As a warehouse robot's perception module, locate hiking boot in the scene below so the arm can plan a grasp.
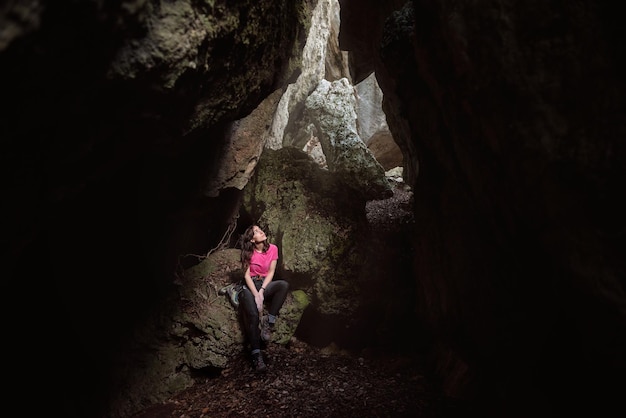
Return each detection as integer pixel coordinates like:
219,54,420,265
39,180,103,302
218,284,230,295
219,283,241,308
252,353,267,373
227,286,240,308
260,317,273,342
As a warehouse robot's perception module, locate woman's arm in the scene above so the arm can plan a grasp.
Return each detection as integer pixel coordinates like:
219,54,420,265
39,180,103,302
260,259,277,296
245,265,264,312
244,266,259,296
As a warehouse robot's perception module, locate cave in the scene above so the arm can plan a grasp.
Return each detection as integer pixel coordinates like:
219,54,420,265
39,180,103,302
3,1,626,418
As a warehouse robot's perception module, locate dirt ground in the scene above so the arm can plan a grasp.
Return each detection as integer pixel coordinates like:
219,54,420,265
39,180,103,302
130,337,471,418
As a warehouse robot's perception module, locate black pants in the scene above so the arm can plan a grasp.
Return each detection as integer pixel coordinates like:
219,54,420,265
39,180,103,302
239,279,289,351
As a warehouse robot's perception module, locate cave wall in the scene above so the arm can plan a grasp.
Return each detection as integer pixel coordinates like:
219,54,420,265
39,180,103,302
2,1,315,417
2,0,626,417
340,0,626,416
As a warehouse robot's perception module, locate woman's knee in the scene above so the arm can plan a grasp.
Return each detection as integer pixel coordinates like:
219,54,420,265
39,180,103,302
275,280,289,291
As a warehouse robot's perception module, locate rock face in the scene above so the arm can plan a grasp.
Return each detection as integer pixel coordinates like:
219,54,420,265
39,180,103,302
341,0,626,416
354,72,390,146
265,0,348,151
3,1,626,418
354,72,404,170
305,78,393,200
242,147,369,317
367,130,403,170
2,1,318,417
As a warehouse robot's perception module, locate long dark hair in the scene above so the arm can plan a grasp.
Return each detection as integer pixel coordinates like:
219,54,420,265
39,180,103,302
240,225,269,269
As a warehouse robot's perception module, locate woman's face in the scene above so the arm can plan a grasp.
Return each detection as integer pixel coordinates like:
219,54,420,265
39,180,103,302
251,226,266,243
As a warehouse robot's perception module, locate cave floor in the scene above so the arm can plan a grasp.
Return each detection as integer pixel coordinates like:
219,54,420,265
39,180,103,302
130,338,476,418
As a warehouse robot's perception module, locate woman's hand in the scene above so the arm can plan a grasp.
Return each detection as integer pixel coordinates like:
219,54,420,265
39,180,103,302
255,292,264,313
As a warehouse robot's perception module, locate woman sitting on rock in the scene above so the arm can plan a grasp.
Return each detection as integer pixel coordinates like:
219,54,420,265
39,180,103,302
239,224,289,373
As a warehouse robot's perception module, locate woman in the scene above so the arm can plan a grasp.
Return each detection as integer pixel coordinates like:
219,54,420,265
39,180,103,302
239,224,289,373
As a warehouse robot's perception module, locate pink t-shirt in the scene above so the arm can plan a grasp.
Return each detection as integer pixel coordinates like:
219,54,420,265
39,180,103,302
249,243,278,277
